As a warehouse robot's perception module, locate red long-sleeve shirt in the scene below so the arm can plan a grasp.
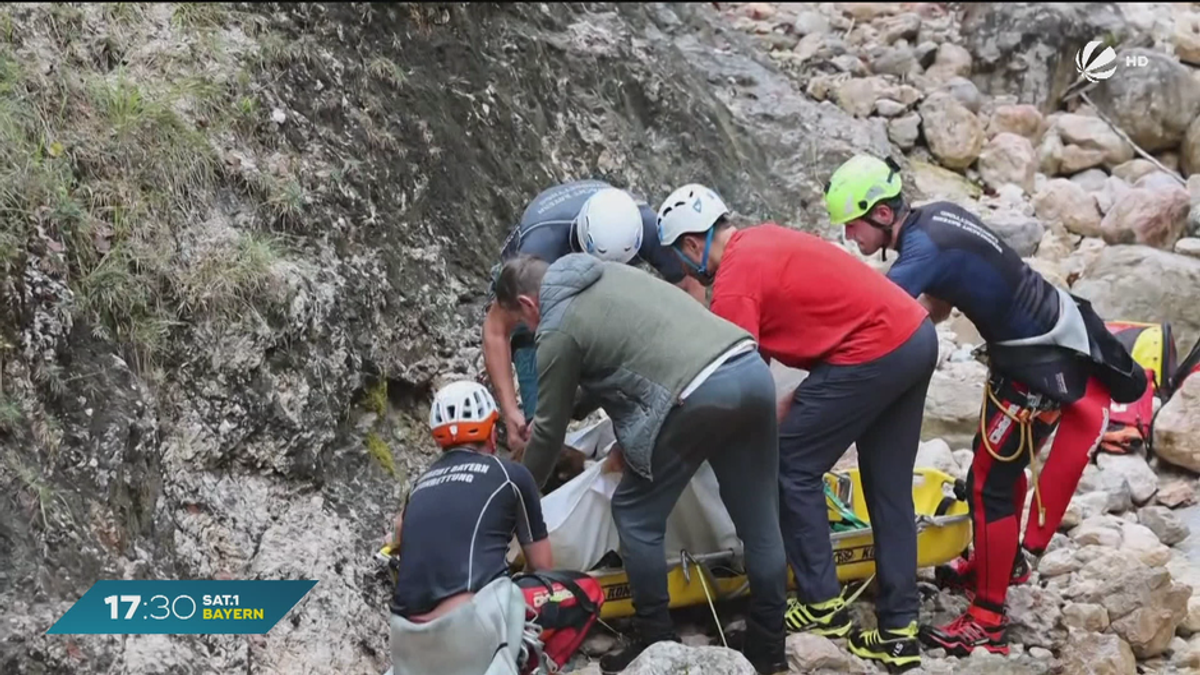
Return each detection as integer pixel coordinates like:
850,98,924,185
710,224,928,370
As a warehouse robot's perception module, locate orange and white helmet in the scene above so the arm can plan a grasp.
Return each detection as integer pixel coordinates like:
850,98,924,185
429,381,500,448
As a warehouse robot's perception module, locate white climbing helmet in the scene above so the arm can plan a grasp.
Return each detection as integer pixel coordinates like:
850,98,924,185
429,381,500,448
656,183,729,246
573,188,644,263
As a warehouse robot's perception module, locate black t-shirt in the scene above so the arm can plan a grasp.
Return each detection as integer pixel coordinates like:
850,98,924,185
887,202,1061,344
492,179,687,289
390,449,548,617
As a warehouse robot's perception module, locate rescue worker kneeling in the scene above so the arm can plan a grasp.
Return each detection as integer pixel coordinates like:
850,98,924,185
387,381,554,675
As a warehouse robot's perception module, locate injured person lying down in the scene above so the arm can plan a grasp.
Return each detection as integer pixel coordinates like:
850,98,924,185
515,414,973,621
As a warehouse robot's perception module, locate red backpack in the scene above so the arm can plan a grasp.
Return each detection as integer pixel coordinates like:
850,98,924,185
1101,321,1200,457
514,571,605,674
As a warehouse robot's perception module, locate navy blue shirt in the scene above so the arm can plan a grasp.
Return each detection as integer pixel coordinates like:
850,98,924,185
886,202,1060,345
391,449,547,617
495,180,686,285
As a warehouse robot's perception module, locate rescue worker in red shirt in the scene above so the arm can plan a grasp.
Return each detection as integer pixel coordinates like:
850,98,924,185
825,155,1147,657
656,184,938,671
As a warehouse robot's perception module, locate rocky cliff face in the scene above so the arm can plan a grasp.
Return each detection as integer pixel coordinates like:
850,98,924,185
0,3,889,673
3,2,1200,674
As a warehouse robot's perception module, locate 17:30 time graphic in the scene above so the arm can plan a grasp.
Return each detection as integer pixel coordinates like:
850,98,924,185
47,580,313,635
104,594,202,621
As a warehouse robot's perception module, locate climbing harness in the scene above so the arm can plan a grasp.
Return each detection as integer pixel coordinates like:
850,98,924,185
976,378,1062,529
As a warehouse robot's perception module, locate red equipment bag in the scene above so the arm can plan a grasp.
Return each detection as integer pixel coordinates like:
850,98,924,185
514,570,605,673
1100,321,1200,456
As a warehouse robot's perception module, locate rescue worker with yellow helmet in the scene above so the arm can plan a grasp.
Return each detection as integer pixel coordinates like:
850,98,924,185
825,154,1146,658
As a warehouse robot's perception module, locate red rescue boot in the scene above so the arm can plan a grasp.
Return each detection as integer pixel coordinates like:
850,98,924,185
919,604,1009,657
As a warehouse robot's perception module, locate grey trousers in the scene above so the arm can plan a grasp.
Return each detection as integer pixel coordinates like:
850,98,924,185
779,318,938,629
610,351,788,637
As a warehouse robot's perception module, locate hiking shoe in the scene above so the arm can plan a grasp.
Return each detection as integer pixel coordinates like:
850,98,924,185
599,633,680,674
934,548,1032,596
784,596,852,637
919,607,1009,657
847,621,921,672
741,616,788,675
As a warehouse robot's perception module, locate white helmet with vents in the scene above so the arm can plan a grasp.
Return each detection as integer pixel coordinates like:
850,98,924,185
656,183,729,246
574,188,644,263
429,381,500,448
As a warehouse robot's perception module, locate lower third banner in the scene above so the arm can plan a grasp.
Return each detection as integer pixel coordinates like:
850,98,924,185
46,580,318,635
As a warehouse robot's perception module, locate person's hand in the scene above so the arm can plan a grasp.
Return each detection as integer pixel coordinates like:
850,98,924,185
602,446,625,474
505,412,531,459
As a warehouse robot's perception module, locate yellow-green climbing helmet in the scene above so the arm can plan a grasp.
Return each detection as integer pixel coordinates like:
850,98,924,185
824,155,903,225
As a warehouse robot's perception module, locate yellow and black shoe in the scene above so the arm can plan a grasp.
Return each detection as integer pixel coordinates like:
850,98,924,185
784,596,852,637
847,621,921,672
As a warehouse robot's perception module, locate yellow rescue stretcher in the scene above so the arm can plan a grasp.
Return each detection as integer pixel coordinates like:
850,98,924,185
378,467,973,622
576,467,972,620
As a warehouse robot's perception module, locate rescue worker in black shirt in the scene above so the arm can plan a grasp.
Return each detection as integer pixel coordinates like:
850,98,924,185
387,380,553,674
482,180,708,457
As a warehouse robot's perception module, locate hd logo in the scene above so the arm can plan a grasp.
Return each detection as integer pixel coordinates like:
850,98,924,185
1075,40,1118,82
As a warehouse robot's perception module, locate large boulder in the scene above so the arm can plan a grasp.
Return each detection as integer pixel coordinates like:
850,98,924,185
1064,549,1191,659
1113,159,1160,184
910,160,982,205
1099,185,1192,250
1177,11,1200,66
1139,505,1191,547
888,113,921,151
1049,112,1135,174
1093,176,1133,216
1072,245,1200,349
785,633,858,673
982,209,1044,257
1096,453,1159,506
1057,631,1137,675
923,42,974,84
1156,376,1200,474
918,92,985,170
626,642,757,675
1087,48,1200,153
978,132,1037,194
1032,178,1103,237
986,104,1044,142
960,3,1131,114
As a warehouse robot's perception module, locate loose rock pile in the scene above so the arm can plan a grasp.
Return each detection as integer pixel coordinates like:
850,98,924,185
560,3,1200,673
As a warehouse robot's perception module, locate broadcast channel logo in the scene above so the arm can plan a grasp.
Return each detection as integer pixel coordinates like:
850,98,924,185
1075,40,1118,82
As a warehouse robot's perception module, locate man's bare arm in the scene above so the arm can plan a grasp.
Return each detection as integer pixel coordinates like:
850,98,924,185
389,514,403,549
522,538,554,571
482,302,529,451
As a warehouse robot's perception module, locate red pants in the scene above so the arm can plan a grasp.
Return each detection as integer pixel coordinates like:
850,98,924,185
966,371,1111,613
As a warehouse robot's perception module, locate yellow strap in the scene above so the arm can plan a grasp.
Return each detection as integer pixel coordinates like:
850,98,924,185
978,382,1047,528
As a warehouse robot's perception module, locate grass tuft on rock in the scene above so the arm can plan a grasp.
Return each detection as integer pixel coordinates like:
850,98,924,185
0,5,301,371
365,431,397,478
